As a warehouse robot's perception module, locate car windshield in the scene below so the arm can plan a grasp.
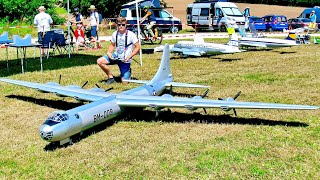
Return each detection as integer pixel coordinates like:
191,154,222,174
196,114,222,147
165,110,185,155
251,17,263,21
222,7,243,17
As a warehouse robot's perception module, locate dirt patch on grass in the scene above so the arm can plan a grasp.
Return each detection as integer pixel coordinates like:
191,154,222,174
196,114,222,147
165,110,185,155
165,1,306,28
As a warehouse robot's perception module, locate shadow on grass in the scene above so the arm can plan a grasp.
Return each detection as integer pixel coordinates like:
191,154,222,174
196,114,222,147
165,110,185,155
0,54,100,77
6,95,308,151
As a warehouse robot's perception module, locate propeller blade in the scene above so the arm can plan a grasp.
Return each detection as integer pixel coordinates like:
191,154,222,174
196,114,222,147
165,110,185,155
58,75,62,84
105,87,114,92
95,84,100,88
233,108,237,116
81,81,88,88
169,85,173,95
203,108,207,114
202,89,209,98
234,91,242,100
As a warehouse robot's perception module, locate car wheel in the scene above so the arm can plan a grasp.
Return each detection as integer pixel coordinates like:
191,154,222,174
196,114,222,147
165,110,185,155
170,26,179,34
267,27,273,32
220,25,227,32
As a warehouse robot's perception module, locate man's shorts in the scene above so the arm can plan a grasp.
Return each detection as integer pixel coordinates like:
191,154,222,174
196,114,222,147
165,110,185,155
38,32,45,43
309,22,316,29
103,54,131,80
91,26,97,37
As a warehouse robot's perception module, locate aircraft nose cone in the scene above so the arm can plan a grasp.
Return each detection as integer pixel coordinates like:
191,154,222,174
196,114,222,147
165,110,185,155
39,125,53,141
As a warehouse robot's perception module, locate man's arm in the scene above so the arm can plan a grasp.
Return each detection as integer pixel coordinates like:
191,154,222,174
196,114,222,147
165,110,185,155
125,41,140,62
107,42,116,59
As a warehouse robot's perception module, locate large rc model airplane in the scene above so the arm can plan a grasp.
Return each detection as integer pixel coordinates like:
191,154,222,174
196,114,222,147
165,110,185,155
155,35,242,57
0,44,318,146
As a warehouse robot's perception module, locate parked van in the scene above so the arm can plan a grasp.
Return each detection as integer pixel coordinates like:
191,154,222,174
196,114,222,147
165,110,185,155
119,7,182,33
186,0,250,32
299,6,320,28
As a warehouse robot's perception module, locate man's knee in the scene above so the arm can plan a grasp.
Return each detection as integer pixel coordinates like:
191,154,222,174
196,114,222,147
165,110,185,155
97,57,107,65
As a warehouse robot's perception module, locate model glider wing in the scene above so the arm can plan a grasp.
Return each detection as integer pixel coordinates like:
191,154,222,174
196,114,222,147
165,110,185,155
0,78,110,102
116,94,318,110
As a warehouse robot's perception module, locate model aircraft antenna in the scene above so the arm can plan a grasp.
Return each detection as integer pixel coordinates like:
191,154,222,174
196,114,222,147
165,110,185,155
95,84,100,88
81,81,88,88
59,75,62,84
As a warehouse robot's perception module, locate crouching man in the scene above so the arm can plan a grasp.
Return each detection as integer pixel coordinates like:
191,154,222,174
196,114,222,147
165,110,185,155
97,17,140,84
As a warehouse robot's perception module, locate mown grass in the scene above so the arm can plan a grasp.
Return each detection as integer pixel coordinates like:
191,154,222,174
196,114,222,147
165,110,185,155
0,38,319,179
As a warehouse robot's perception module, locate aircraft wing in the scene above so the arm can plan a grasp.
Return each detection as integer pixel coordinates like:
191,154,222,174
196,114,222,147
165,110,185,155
171,48,202,57
0,78,112,102
123,80,209,88
116,94,318,110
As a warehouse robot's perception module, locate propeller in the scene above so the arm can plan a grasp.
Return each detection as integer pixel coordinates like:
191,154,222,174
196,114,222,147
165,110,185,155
169,85,173,95
217,91,242,116
95,84,113,92
58,74,62,84
105,87,114,92
232,91,241,116
202,89,210,114
81,81,88,88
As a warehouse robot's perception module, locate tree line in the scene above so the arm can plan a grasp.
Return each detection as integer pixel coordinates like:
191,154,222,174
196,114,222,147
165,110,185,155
230,0,319,7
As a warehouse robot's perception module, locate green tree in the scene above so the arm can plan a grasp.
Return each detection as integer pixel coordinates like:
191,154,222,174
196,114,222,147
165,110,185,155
0,0,64,25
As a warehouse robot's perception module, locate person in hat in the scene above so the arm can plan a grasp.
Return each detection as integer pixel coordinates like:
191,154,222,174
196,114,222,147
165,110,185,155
307,10,317,34
96,17,140,84
34,6,53,54
140,5,157,39
88,5,100,49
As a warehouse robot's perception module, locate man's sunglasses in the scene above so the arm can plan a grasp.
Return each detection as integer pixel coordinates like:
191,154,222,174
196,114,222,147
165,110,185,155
118,24,126,27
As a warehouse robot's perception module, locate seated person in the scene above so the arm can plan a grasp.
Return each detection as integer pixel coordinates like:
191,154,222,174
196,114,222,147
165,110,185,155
97,17,140,84
74,23,87,52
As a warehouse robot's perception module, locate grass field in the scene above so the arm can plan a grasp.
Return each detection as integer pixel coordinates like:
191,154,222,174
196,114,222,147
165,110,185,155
0,38,319,179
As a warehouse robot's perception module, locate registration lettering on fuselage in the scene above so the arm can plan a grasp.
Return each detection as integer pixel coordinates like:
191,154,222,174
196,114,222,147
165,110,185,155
93,109,113,122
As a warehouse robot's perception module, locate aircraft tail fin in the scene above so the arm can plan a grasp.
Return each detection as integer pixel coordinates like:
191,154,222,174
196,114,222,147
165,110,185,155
148,44,171,84
227,33,239,47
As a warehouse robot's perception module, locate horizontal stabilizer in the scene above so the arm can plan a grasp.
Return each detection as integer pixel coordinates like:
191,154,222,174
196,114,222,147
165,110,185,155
165,82,209,88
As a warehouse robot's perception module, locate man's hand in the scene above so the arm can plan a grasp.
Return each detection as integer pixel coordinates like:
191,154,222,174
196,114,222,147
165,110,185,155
107,52,114,59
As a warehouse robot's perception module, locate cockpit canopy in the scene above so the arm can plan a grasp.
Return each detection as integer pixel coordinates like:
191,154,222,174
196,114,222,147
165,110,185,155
46,111,69,122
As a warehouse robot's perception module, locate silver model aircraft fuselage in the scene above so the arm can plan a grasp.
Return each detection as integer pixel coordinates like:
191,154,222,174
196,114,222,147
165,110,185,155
40,77,171,144
171,36,241,56
239,37,299,48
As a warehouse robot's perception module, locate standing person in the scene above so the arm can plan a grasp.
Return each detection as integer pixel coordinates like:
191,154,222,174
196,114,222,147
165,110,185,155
88,5,100,49
74,7,83,24
97,17,140,84
34,6,53,54
140,6,157,39
307,10,317,34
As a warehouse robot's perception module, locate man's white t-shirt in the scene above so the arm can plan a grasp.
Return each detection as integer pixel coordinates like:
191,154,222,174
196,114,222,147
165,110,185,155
111,30,138,63
89,12,99,26
34,12,53,32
